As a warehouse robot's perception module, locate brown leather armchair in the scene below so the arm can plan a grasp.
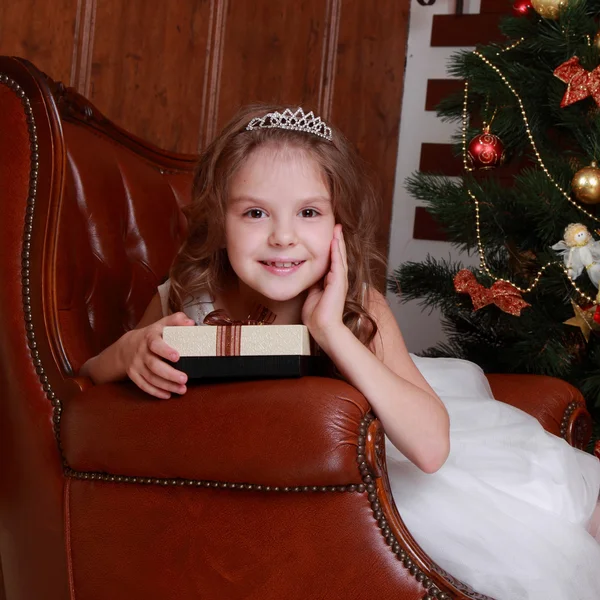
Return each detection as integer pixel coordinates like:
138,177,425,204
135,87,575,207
0,56,593,600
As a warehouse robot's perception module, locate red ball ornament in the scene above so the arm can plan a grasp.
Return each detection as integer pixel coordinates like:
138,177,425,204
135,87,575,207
512,0,532,16
467,129,506,170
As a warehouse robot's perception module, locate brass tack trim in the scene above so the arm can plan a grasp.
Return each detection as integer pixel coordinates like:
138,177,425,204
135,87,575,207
560,400,580,438
357,413,457,600
2,73,68,465
64,467,364,492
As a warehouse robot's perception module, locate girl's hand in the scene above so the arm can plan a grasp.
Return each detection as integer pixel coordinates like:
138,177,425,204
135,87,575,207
121,312,195,399
302,224,348,346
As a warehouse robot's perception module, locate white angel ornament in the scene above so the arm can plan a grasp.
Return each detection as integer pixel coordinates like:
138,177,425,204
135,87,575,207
552,223,600,288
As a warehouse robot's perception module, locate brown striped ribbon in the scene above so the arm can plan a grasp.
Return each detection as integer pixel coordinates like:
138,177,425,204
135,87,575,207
203,305,276,357
216,324,242,356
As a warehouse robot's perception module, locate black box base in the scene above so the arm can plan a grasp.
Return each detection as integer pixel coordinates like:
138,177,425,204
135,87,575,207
172,355,329,380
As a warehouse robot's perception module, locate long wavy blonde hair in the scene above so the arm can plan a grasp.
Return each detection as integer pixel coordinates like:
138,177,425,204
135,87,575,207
168,104,384,346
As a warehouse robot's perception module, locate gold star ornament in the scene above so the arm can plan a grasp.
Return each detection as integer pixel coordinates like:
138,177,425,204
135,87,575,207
564,300,596,342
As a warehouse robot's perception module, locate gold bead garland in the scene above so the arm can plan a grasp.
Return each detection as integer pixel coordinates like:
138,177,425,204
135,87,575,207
496,38,524,55
462,81,474,172
461,52,600,304
467,188,598,303
472,50,600,225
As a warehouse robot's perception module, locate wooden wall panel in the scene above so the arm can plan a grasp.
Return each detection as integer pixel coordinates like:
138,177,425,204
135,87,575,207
415,2,514,242
425,79,463,112
480,0,515,14
89,0,212,154
1,0,411,279
414,207,447,241
0,0,79,84
332,0,410,268
431,14,507,47
419,143,461,176
216,1,326,135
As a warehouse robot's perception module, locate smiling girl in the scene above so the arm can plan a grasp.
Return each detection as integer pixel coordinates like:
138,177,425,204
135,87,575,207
80,105,600,599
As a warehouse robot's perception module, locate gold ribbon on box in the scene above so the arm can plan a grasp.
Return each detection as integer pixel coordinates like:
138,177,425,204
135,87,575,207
203,306,276,356
454,269,530,316
553,56,600,108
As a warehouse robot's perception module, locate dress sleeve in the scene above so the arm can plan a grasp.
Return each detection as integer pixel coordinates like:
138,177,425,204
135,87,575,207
157,280,214,324
157,279,171,317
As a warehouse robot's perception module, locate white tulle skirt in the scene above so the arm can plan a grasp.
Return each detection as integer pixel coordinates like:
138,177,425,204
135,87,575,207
387,356,600,600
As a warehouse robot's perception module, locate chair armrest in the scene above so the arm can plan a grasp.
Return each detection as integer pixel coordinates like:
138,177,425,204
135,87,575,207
62,376,488,599
61,376,371,487
486,374,592,449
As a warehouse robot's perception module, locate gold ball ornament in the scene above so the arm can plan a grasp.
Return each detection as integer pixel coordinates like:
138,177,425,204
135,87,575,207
594,31,600,53
572,162,600,205
530,0,567,19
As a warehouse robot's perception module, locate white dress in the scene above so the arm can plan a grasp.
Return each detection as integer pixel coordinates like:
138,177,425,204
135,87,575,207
388,355,600,600
158,281,600,599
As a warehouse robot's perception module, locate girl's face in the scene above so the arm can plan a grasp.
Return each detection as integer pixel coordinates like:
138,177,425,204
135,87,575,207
225,146,336,303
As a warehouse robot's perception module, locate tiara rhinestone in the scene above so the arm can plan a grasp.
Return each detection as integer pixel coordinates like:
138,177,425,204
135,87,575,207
246,107,332,141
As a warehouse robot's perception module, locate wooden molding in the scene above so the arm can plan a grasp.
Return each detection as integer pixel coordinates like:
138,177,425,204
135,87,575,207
318,0,342,120
70,0,97,97
198,0,229,151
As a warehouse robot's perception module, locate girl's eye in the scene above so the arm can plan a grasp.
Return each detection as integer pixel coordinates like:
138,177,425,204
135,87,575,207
245,209,266,219
300,208,319,218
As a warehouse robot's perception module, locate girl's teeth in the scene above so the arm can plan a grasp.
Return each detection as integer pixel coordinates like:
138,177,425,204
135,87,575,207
266,261,300,267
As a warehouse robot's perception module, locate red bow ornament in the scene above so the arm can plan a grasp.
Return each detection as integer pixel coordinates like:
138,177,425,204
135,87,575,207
553,57,600,108
453,269,530,316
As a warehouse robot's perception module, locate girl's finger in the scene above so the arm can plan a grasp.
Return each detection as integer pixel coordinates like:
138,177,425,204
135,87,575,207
129,369,171,400
145,354,188,384
141,362,187,394
330,236,342,272
161,312,196,327
338,228,348,272
306,282,322,298
337,237,346,274
150,336,181,362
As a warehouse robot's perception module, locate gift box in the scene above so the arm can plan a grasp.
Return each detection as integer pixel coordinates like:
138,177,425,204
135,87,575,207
162,324,328,380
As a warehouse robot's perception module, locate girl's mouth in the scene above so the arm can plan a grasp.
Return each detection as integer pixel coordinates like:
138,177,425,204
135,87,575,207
259,260,305,275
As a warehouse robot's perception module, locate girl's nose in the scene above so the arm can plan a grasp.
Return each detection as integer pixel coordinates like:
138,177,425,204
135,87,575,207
268,222,297,247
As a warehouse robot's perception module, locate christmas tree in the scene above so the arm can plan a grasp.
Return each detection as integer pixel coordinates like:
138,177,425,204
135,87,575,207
391,0,600,431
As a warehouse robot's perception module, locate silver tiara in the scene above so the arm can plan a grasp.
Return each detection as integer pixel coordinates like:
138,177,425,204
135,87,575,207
246,107,332,141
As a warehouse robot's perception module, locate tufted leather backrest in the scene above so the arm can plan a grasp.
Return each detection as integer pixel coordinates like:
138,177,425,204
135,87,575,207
53,108,196,374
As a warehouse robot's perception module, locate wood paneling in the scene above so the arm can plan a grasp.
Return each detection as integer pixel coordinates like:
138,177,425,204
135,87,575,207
217,1,326,132
420,143,461,176
90,0,212,154
420,141,537,181
332,0,411,271
198,0,228,149
425,79,464,112
480,0,515,13
413,207,447,241
416,1,515,241
71,0,97,98
318,0,341,120
0,0,411,277
0,0,79,84
431,14,507,47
